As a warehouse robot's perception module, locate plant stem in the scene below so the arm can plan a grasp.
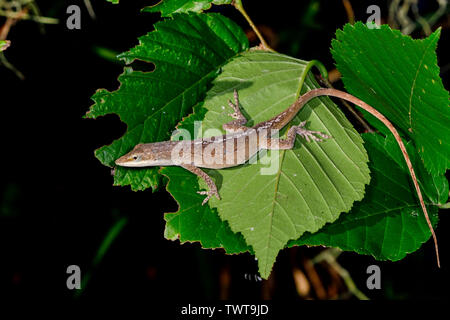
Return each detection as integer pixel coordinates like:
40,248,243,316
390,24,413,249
438,202,450,209
74,216,128,297
232,0,273,51
313,248,369,300
0,9,59,24
341,0,355,25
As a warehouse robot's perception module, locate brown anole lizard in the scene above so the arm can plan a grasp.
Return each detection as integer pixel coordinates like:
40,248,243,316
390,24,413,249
115,88,440,266
116,89,330,204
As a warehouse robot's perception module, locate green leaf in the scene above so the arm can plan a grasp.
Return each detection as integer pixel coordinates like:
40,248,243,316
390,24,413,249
290,133,447,261
161,166,251,254
332,22,450,175
106,0,119,4
85,13,248,191
143,0,232,17
0,40,10,52
168,50,370,278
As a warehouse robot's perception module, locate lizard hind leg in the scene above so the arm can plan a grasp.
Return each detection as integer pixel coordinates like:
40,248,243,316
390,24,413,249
272,121,331,149
294,121,331,143
222,89,249,133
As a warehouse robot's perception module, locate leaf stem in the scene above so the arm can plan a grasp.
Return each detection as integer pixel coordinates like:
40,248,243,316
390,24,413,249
295,60,328,98
438,202,450,209
232,0,273,51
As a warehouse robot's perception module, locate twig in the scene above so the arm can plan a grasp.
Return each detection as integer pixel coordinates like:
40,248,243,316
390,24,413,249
75,216,128,297
0,9,58,24
0,53,24,79
313,248,369,300
398,0,414,34
411,1,432,36
84,0,96,20
341,0,355,25
232,0,273,51
427,0,448,26
389,0,447,36
302,256,327,299
388,0,401,29
0,7,28,79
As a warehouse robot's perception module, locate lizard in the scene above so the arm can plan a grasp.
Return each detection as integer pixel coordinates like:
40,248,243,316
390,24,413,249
115,87,440,267
115,89,331,205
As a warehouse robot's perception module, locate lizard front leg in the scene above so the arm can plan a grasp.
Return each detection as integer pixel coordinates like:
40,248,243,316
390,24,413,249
222,89,249,133
267,121,330,149
181,164,221,205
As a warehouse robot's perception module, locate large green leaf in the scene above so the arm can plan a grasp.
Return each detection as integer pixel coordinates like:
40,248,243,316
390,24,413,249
85,13,248,191
167,50,370,278
290,133,447,260
143,0,232,17
332,22,450,175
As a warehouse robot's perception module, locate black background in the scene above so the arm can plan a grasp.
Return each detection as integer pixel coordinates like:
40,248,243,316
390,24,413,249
0,0,449,306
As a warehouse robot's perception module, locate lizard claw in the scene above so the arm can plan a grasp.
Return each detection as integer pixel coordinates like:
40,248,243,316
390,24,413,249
197,189,221,205
228,112,240,119
228,100,241,120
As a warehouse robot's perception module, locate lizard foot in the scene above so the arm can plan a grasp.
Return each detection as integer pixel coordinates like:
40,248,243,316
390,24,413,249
295,121,331,142
227,89,245,120
197,189,221,205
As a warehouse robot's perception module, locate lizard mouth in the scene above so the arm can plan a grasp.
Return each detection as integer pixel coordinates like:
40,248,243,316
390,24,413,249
115,154,133,166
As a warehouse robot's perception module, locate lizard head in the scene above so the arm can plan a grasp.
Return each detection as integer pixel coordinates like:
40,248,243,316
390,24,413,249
115,142,175,167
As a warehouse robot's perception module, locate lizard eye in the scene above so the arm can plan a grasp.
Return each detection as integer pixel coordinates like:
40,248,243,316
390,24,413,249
132,155,139,160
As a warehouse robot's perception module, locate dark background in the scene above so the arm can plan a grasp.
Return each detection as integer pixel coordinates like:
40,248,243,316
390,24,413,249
0,0,449,305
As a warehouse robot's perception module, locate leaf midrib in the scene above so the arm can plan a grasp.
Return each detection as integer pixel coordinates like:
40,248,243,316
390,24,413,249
408,35,436,130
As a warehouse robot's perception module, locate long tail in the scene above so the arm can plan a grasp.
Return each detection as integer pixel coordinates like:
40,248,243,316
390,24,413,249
291,88,440,267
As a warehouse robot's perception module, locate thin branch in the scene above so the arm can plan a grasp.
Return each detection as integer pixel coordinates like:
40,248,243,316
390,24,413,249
75,216,128,297
232,0,273,51
388,0,401,28
0,52,25,79
84,0,96,20
427,0,448,26
302,257,327,299
341,0,355,25
0,9,58,24
411,1,432,36
313,248,369,300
